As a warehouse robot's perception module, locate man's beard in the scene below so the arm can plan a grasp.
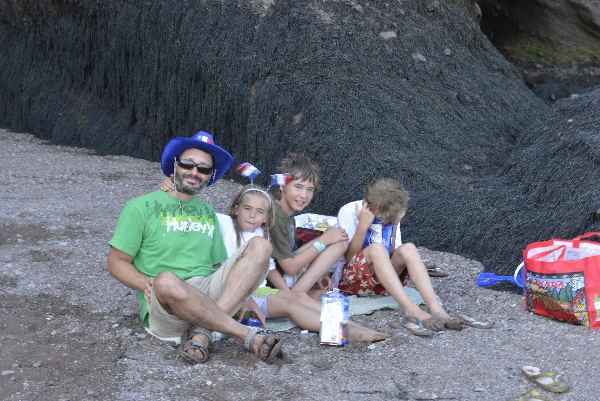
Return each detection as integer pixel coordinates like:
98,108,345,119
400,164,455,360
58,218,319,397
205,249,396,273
174,170,207,196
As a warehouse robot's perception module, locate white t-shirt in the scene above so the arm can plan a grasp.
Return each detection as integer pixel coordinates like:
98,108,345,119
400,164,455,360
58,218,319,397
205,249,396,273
217,213,276,288
337,200,402,251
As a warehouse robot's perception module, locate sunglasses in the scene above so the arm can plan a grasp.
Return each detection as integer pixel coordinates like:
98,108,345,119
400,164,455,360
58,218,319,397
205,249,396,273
177,159,214,175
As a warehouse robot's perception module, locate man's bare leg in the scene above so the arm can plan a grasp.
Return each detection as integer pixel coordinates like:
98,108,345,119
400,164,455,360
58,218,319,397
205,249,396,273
214,237,272,314
153,271,251,342
153,238,277,360
154,272,282,361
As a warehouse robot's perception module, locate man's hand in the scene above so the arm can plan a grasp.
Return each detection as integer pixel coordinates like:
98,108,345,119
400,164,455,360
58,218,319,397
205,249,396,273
108,247,154,298
237,297,267,328
144,277,155,303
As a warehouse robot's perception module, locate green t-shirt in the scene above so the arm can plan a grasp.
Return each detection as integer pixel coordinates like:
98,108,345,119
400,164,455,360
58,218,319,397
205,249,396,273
109,190,228,326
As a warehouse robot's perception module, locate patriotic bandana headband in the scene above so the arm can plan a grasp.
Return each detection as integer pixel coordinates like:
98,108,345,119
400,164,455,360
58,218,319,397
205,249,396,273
236,163,261,181
270,173,293,186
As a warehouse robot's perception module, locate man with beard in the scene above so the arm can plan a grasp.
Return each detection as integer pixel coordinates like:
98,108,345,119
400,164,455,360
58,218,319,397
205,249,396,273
108,131,283,364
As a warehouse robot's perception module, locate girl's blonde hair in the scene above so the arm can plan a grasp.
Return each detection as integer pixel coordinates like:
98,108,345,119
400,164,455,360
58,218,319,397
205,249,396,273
228,185,275,247
364,178,410,225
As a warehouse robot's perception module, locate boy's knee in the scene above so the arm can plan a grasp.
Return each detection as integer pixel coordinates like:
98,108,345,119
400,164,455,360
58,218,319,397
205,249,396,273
336,240,349,252
399,242,418,252
364,242,388,256
394,243,418,258
325,240,348,255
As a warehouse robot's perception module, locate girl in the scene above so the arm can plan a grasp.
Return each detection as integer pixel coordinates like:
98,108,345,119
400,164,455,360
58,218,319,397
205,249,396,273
217,185,389,343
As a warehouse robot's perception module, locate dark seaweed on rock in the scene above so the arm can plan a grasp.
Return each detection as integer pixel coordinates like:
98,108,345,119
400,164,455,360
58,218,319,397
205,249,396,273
0,0,598,275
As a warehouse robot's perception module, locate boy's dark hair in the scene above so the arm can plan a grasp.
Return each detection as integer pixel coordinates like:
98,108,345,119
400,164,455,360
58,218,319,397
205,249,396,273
364,178,410,225
272,154,321,200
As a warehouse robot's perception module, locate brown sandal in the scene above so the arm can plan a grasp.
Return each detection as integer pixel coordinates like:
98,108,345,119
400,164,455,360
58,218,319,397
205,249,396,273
177,325,211,364
244,328,283,364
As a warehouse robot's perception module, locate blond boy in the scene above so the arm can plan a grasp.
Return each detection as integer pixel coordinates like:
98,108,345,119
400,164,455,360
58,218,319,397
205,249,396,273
337,178,462,335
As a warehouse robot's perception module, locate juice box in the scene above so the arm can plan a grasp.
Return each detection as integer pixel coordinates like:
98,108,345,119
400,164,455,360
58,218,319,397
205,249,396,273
319,288,349,346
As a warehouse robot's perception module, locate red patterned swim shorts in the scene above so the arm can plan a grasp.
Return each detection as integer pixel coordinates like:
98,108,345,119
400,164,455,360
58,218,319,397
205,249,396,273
338,249,409,297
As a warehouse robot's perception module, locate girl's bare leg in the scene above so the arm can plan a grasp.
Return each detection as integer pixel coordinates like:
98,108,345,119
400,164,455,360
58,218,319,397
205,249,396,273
267,291,389,342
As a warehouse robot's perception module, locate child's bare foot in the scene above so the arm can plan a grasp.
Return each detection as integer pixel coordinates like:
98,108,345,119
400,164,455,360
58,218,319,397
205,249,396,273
430,311,463,330
347,321,390,342
418,316,446,331
347,329,390,343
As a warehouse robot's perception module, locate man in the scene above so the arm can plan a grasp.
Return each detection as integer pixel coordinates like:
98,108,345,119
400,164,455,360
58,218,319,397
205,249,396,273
108,131,283,364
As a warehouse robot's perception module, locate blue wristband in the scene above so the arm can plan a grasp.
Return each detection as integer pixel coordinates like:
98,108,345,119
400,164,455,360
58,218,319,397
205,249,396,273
313,240,326,253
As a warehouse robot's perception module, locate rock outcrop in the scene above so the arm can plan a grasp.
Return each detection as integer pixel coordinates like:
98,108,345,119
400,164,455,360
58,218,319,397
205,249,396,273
0,0,598,274
478,0,600,99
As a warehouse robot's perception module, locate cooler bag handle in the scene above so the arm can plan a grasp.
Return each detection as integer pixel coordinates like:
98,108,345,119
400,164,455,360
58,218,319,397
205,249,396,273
573,232,600,241
528,245,567,262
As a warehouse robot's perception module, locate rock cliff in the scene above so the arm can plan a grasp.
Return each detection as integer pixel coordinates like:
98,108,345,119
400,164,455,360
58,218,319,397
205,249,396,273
0,0,598,274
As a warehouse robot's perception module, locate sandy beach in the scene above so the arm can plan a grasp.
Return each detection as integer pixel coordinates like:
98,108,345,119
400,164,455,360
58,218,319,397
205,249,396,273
1,129,598,401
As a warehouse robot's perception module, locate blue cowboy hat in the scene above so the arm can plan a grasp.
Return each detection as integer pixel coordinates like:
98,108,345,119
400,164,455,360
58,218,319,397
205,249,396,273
161,131,234,187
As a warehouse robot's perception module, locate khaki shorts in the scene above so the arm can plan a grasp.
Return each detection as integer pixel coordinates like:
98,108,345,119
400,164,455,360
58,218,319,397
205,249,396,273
147,241,266,341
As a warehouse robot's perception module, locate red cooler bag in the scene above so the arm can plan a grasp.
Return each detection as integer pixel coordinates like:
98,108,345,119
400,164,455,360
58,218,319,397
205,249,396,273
523,232,600,329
